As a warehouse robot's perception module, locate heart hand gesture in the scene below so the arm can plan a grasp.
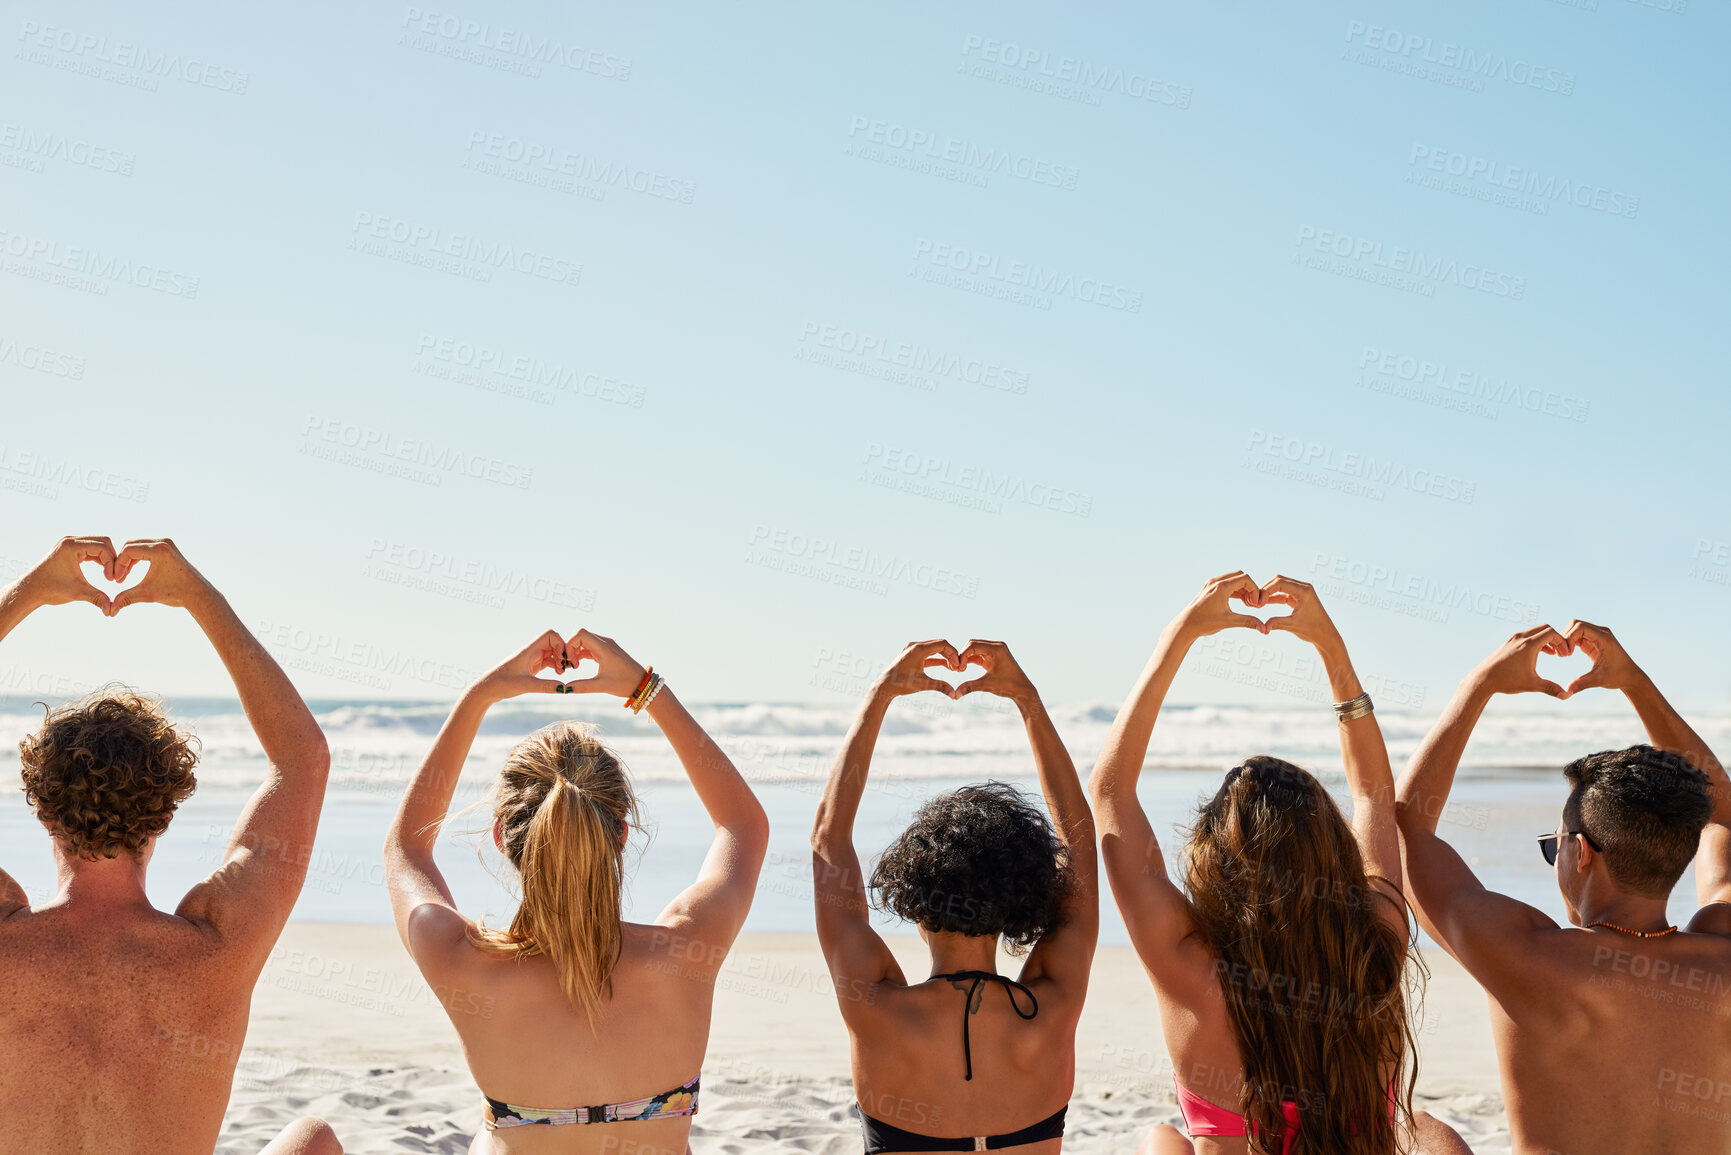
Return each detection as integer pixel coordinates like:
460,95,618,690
1171,571,1271,641
17,536,121,614
475,630,577,702
1472,625,1572,700
1258,575,1344,654
1558,620,1640,697
559,629,650,699
952,639,1036,706
875,638,964,699
107,539,216,614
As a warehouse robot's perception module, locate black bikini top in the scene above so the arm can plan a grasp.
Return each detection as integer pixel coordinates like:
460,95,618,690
855,970,1055,1153
930,970,1039,1082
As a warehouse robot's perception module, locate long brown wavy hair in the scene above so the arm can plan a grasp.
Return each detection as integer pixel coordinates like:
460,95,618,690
469,722,640,1030
1182,756,1421,1154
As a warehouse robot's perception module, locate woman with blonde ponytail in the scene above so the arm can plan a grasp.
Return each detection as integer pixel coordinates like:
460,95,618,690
385,629,768,1155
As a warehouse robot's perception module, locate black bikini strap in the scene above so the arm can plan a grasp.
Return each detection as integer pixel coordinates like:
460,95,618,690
931,970,1039,1081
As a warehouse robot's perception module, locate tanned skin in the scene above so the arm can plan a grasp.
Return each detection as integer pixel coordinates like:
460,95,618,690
812,639,1098,1154
1397,621,1731,1155
0,536,339,1155
384,629,768,1155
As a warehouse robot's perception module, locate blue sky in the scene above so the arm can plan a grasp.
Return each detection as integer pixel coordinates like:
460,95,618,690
2,0,1727,711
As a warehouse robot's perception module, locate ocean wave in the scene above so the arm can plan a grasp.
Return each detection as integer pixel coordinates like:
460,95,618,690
2,697,1724,793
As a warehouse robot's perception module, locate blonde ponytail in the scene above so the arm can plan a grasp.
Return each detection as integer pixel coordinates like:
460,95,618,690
470,722,639,1029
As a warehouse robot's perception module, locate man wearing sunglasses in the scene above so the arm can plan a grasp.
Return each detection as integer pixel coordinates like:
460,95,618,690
1396,620,1729,1155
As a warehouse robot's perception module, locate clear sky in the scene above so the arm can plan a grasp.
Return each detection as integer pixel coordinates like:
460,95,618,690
2,0,1727,712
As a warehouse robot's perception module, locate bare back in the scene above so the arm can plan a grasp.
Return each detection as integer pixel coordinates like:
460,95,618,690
1483,915,1731,1154
844,966,1078,1155
0,902,263,1155
418,917,719,1155
385,666,771,1155
0,538,336,1155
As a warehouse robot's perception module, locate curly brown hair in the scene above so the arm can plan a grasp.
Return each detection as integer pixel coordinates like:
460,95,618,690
19,689,200,861
869,781,1069,952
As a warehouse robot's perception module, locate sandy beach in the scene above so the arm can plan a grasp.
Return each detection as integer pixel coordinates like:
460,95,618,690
217,924,1509,1154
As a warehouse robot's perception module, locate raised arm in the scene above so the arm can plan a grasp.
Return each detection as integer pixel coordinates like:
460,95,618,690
0,535,122,912
1261,576,1405,930
383,630,571,957
103,540,332,958
569,629,772,949
957,640,1098,996
812,640,960,1000
1560,620,1731,913
1396,626,1567,981
1088,572,1267,974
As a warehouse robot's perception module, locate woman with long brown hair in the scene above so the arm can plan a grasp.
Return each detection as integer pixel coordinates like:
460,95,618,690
384,629,768,1155
1089,574,1470,1155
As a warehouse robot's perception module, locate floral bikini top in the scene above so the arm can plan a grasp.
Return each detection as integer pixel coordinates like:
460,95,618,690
483,1075,699,1128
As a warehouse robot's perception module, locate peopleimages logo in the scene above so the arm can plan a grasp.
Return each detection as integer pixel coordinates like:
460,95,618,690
1357,346,1588,422
16,20,251,93
398,8,630,79
0,335,85,379
1294,226,1525,300
910,239,1142,312
846,117,1079,190
462,131,695,203
1407,145,1638,219
349,212,582,286
1245,429,1476,504
0,124,135,175
1343,21,1575,95
958,36,1192,108
798,322,1029,395
0,225,201,298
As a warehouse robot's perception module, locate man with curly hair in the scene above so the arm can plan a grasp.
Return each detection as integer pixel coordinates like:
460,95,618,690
0,537,341,1155
1397,622,1731,1155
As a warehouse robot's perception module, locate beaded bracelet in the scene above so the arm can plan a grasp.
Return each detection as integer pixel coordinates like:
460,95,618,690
624,667,655,711
635,674,666,714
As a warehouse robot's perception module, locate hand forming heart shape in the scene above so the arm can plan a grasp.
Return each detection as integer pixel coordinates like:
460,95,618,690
924,659,987,693
1228,580,1294,627
1494,619,1631,700
1534,647,1594,696
79,558,150,603
18,536,200,617
485,628,652,700
884,638,1031,702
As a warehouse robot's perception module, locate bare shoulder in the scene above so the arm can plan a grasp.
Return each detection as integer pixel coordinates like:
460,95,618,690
834,970,929,1034
1490,925,1731,1018
0,905,245,1012
1687,902,1731,938
1138,926,1221,1006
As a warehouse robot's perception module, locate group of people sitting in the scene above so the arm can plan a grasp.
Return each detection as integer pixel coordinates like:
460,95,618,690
1,536,1726,1155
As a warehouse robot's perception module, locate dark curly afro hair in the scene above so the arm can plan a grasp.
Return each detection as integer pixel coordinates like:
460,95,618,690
868,781,1068,951
19,688,199,861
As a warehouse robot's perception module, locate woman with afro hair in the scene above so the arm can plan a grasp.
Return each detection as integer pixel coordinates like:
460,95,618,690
812,638,1096,1154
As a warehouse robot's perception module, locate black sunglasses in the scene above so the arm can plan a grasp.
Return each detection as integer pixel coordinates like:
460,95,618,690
1536,829,1602,866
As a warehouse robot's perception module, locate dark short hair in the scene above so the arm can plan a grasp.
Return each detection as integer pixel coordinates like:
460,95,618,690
19,689,199,860
1562,745,1712,899
868,781,1068,951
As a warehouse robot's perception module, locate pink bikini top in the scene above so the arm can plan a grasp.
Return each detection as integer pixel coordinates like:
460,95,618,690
1174,1077,1396,1151
1173,1079,1302,1153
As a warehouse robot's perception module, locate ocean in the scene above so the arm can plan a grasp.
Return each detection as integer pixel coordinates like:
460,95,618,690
3,696,1725,944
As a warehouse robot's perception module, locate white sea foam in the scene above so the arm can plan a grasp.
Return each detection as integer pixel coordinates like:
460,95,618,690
6,696,1720,790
